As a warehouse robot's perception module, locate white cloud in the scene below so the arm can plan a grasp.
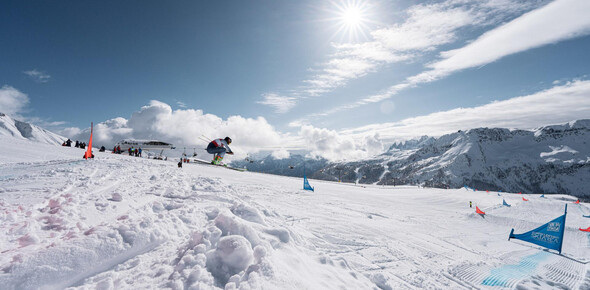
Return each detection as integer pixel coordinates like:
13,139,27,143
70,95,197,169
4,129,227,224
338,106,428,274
271,148,291,160
305,0,590,120
68,100,292,158
59,127,82,139
23,117,66,129
176,101,187,108
0,85,68,130
257,93,297,113
0,85,29,117
298,125,383,161
430,0,590,74
65,79,590,161
259,0,545,117
23,69,51,83
341,79,590,141
409,0,590,88
371,4,474,52
299,4,469,97
298,0,544,98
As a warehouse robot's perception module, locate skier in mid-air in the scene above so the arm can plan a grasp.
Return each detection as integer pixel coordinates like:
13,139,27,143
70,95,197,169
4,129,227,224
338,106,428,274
206,137,233,165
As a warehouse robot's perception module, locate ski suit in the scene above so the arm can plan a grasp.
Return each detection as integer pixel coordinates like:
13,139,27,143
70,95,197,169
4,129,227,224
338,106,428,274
206,138,232,158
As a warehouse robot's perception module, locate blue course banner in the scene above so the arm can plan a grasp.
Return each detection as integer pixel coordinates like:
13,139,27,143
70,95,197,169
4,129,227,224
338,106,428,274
508,205,567,254
303,175,314,192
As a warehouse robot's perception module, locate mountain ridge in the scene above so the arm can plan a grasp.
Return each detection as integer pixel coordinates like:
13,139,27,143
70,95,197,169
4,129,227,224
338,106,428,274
0,113,66,145
236,120,590,198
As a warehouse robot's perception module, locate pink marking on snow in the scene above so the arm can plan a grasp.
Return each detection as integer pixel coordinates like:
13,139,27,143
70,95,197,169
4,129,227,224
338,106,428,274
64,231,76,240
17,234,38,247
84,227,96,236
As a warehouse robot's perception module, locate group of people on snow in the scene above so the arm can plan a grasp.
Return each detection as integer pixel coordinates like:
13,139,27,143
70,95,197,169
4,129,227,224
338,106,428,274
112,145,122,154
61,139,88,149
110,146,141,157
64,135,235,166
127,147,142,157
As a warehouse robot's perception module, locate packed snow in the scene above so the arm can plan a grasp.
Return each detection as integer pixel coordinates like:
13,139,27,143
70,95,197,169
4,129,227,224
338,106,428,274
1,136,590,289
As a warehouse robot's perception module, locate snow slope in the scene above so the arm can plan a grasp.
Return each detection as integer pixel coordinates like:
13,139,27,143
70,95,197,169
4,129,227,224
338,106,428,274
0,113,66,145
1,136,589,289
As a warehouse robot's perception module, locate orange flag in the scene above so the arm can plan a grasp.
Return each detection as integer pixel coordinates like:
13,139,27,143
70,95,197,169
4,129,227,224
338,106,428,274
522,197,528,201
574,200,580,204
84,122,93,159
476,206,485,215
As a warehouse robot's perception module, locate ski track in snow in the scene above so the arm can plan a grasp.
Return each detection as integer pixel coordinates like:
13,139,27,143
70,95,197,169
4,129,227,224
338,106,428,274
1,140,589,289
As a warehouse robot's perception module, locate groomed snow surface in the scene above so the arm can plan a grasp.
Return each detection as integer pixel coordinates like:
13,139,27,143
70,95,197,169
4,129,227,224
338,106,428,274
1,137,589,290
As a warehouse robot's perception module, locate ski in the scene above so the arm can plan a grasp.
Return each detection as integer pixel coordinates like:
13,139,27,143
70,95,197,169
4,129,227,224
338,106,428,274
192,159,247,172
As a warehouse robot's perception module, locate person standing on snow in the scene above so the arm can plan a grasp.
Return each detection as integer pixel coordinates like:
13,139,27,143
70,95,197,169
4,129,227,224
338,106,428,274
206,137,233,165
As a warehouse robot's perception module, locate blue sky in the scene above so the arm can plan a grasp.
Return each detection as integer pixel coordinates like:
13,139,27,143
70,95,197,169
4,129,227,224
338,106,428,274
1,0,590,160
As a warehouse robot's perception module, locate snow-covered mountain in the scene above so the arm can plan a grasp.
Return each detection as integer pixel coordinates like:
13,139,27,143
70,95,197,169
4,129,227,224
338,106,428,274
0,113,65,145
232,154,328,178
317,120,590,198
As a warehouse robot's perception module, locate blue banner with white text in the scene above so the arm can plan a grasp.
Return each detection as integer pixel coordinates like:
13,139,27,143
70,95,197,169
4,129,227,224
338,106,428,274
509,205,567,253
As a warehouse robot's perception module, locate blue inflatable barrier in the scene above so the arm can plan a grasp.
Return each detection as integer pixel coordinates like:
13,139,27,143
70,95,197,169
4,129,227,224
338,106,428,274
508,205,567,254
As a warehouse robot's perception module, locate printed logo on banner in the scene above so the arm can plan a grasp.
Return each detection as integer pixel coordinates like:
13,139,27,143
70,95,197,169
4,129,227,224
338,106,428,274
547,222,561,232
531,232,559,244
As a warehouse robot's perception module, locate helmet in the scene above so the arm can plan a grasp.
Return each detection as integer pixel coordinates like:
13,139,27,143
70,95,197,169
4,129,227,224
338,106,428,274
224,137,232,144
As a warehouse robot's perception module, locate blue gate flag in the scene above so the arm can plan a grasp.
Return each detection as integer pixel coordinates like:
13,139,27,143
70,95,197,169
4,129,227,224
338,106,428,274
583,215,590,218
303,175,314,192
503,199,511,207
508,205,567,254
540,194,545,198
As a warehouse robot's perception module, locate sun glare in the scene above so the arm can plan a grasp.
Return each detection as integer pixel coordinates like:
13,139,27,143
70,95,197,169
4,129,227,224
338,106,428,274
328,1,373,42
341,7,363,27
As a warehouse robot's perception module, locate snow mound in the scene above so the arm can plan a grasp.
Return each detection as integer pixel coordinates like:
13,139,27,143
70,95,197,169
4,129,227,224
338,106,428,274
206,235,254,283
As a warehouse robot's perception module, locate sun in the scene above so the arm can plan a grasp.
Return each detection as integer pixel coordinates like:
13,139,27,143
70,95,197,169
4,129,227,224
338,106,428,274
329,1,373,42
341,7,364,27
